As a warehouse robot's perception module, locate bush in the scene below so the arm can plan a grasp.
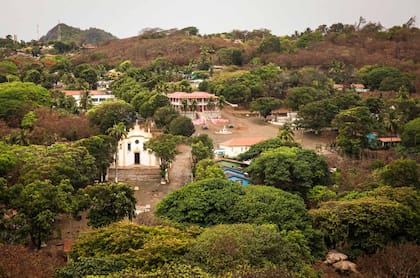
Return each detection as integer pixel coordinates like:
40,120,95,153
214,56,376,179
156,179,245,226
310,196,418,253
187,224,313,276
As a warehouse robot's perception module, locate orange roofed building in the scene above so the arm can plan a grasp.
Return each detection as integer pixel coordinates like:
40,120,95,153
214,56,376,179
167,91,220,119
218,137,268,158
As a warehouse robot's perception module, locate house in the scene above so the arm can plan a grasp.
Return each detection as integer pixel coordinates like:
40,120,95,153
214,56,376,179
218,137,268,158
269,108,297,126
333,84,344,91
62,90,115,106
377,137,401,148
115,123,159,167
351,83,369,93
366,132,401,149
167,91,220,119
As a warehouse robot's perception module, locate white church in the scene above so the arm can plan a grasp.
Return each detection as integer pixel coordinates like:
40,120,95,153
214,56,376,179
115,123,159,167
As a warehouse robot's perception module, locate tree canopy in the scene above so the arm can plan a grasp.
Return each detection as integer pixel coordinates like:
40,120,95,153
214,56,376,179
246,146,330,198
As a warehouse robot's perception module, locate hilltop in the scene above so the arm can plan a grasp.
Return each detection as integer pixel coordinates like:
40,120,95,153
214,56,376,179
40,23,117,45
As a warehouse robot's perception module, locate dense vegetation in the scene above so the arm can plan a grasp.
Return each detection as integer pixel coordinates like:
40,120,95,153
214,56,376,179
0,18,419,277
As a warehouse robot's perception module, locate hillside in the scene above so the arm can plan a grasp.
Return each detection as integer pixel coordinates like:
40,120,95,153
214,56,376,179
40,23,117,45
73,33,250,66
73,27,420,90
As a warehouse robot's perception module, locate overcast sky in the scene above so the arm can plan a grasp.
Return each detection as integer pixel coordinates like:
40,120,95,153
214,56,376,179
2,0,419,41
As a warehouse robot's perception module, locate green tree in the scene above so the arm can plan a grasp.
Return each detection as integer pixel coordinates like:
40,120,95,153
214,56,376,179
87,100,135,133
9,180,74,249
20,111,37,130
59,222,192,276
0,82,52,127
156,178,244,226
332,106,376,156
187,224,313,276
249,97,281,119
75,135,116,182
216,47,243,65
257,35,281,53
194,159,225,181
278,122,295,142
0,142,18,177
380,159,419,188
306,185,336,208
363,66,402,90
246,147,330,198
23,69,42,84
237,137,300,161
153,106,180,131
401,117,420,150
80,182,136,228
168,115,195,137
285,86,329,110
145,134,183,179
191,140,213,166
297,99,339,132
18,144,97,189
310,195,418,253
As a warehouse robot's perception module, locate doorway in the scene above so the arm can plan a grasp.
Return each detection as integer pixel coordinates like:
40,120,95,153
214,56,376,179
134,153,140,164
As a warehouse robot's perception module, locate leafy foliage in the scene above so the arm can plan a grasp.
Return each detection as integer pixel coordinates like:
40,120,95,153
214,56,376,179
246,147,330,198
379,159,419,187
0,82,52,127
187,224,313,276
310,190,419,253
66,222,192,274
237,137,300,161
86,100,135,133
401,117,420,151
156,179,245,226
80,182,137,228
7,180,74,249
194,159,225,181
168,115,195,137
249,97,281,118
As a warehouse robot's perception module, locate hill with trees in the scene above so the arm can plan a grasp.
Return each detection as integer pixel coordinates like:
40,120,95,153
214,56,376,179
40,23,117,45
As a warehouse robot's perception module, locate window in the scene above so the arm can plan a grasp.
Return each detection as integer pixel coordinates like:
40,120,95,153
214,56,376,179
127,143,131,151
135,140,139,144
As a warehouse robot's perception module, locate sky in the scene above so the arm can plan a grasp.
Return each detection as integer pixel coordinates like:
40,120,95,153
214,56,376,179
1,0,419,41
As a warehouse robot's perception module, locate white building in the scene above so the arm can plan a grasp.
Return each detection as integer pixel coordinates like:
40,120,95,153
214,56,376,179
62,90,115,106
116,124,159,167
167,91,220,119
218,137,268,158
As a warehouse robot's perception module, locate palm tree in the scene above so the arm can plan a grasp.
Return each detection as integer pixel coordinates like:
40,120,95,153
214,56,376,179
181,99,189,115
190,99,198,113
278,122,295,142
206,97,216,117
107,122,128,182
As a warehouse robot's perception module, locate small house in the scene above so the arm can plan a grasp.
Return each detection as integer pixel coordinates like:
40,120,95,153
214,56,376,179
219,137,268,158
351,83,369,93
62,90,115,106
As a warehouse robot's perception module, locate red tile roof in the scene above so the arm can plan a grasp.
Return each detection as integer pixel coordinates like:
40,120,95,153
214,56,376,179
378,137,401,143
220,137,268,147
62,90,110,96
167,92,218,99
351,83,365,88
